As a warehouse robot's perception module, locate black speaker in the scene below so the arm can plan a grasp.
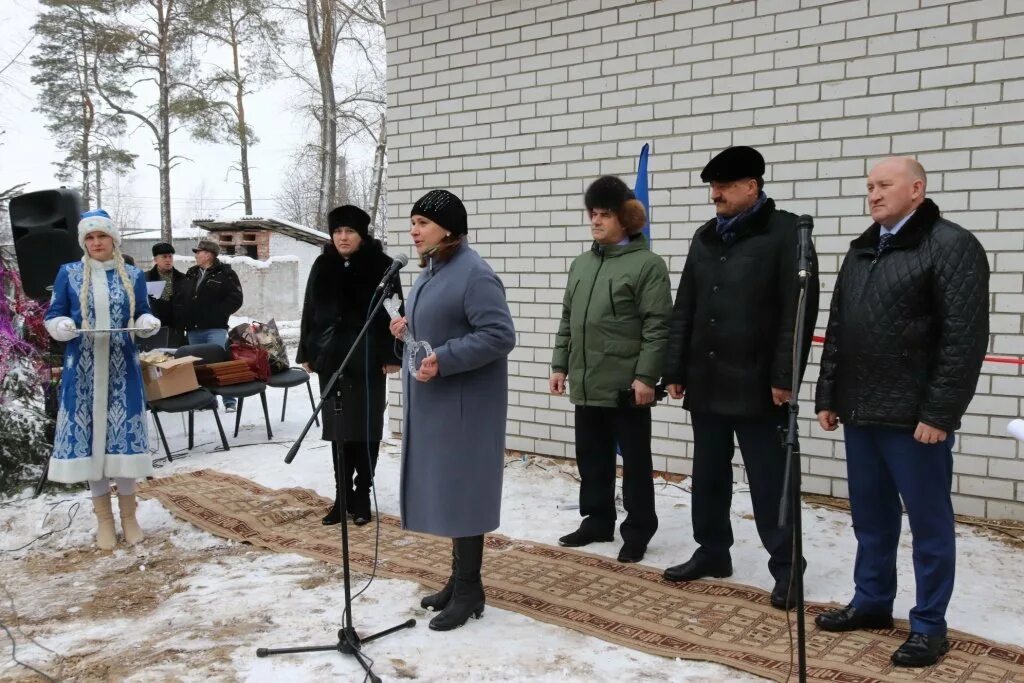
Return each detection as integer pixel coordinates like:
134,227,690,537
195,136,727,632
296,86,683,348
10,188,84,299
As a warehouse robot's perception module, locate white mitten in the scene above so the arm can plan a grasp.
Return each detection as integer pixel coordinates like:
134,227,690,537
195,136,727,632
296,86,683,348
46,316,80,342
134,314,162,338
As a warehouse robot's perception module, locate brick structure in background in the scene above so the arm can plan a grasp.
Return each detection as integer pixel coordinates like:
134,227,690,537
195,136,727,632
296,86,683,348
385,0,1024,520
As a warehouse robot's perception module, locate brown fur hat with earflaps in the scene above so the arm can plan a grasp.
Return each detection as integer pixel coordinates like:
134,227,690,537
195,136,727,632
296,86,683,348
584,175,647,234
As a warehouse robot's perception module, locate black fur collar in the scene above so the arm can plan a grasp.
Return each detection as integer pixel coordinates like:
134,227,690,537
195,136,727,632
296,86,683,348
851,198,941,252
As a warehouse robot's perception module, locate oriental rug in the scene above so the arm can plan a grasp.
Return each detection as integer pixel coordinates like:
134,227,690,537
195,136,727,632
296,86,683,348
139,469,1024,682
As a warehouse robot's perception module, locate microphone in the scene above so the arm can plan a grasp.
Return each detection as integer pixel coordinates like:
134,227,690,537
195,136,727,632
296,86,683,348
796,215,814,280
376,252,409,291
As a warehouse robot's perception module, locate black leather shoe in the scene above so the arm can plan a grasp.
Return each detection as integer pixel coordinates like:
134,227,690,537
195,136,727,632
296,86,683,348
891,632,949,667
815,604,894,632
771,579,794,610
663,554,732,582
558,528,613,547
321,504,342,526
617,542,647,563
353,515,371,526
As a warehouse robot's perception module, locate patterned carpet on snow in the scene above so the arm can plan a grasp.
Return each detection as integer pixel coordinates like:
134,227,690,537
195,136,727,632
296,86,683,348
139,469,1024,682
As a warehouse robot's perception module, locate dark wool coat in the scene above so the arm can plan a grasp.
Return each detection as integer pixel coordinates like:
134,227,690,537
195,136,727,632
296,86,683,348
296,239,403,442
814,199,990,432
400,241,516,538
175,260,243,331
663,198,820,416
145,265,187,345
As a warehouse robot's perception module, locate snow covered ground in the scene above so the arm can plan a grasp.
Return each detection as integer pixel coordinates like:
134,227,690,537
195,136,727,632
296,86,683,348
2,372,1024,682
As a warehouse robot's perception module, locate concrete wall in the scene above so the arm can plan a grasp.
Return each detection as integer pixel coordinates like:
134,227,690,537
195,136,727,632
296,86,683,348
385,0,1024,520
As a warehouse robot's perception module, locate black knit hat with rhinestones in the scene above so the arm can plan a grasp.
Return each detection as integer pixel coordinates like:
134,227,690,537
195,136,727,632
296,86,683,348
410,189,468,236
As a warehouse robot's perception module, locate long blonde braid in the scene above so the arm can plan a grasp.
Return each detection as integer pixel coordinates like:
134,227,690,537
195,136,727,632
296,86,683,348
77,250,135,329
79,255,93,331
113,248,136,324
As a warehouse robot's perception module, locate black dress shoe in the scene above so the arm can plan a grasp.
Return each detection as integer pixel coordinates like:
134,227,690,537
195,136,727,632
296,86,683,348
771,579,794,610
814,604,894,632
558,528,613,547
663,554,732,582
353,515,371,526
321,504,342,526
617,542,647,563
891,632,950,667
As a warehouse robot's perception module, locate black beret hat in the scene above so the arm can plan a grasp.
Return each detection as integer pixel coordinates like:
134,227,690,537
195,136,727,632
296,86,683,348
584,175,636,212
152,242,175,256
700,146,766,183
411,190,468,236
327,205,372,239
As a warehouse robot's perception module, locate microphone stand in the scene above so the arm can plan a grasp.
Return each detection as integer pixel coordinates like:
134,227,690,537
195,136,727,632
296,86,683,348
777,258,813,683
257,276,415,682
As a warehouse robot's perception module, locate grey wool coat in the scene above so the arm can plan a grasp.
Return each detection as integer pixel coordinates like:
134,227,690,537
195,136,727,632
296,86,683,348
400,241,516,538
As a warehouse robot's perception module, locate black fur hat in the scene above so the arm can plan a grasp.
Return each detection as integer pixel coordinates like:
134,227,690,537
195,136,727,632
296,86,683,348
584,176,646,234
585,176,635,212
327,205,372,239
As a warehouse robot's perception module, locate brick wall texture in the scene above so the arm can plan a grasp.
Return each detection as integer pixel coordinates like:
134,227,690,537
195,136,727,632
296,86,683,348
385,0,1024,520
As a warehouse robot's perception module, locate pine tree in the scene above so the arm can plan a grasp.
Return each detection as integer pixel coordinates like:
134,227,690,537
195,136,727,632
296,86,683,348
31,1,136,210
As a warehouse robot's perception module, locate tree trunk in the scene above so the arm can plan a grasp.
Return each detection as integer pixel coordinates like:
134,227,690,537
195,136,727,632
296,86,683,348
157,0,173,242
307,0,336,230
78,22,94,209
228,13,253,215
369,114,387,237
94,158,103,208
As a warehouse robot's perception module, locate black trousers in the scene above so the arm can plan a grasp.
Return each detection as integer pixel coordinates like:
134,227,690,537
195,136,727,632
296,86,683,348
689,411,795,581
575,405,658,546
331,440,380,518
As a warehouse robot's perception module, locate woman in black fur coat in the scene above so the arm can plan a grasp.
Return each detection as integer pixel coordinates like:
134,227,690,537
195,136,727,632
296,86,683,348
297,205,403,525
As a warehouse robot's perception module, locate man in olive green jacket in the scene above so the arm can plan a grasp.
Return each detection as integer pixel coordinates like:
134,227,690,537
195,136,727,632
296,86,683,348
550,175,673,563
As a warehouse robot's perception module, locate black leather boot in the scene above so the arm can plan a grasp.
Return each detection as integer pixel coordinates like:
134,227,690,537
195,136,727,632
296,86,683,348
429,535,485,631
323,442,344,525
421,544,457,611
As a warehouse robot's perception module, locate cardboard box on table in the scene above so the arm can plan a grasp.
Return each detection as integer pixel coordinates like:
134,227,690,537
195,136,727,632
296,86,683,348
140,355,201,401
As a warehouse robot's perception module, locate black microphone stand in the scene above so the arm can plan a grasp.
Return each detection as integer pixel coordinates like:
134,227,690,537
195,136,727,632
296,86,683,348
777,250,813,683
256,277,415,682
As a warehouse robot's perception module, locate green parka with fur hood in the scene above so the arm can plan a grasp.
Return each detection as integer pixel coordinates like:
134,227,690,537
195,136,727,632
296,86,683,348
552,233,673,407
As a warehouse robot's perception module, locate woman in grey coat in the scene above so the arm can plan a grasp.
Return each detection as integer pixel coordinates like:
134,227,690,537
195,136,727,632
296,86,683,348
389,189,516,632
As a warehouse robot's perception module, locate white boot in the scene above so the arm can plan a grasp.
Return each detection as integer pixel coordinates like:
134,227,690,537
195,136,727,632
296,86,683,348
92,494,117,551
118,494,144,546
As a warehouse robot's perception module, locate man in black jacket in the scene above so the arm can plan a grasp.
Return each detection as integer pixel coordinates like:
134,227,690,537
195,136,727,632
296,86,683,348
177,238,244,410
814,157,989,668
661,146,819,610
145,242,186,347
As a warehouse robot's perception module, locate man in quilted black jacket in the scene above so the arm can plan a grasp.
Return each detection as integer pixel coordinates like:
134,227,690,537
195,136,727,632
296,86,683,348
814,157,990,668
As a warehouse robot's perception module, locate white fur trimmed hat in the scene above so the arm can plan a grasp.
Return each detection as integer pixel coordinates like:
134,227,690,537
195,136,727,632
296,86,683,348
78,209,121,248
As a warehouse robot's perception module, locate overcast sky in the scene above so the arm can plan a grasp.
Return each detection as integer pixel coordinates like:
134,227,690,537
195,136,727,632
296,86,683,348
0,0,371,231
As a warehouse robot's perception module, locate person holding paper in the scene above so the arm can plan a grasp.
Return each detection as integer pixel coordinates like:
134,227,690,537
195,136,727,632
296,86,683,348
44,209,162,551
146,241,186,346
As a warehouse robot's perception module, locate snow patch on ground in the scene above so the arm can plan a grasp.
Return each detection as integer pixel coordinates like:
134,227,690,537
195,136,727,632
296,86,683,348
2,373,1023,681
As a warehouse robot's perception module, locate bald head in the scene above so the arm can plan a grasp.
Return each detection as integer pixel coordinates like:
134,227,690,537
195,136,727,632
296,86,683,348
866,156,927,227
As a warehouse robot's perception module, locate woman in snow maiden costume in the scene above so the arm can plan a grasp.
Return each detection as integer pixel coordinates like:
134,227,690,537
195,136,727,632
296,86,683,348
44,209,161,550
389,190,516,632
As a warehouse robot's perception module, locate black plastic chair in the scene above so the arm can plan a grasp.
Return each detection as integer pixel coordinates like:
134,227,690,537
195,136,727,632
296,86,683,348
148,385,230,461
178,343,273,440
265,366,320,426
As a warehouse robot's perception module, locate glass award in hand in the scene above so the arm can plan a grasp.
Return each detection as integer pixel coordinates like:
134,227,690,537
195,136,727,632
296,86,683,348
384,294,433,374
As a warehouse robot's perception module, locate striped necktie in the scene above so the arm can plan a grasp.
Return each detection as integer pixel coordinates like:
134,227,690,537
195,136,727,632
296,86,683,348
878,231,894,254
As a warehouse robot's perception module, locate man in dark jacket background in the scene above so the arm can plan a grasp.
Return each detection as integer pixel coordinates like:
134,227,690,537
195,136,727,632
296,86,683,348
814,157,990,668
145,241,186,347
661,146,819,610
176,238,244,410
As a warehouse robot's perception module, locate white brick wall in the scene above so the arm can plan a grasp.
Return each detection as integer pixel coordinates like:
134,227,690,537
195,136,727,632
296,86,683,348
386,0,1024,520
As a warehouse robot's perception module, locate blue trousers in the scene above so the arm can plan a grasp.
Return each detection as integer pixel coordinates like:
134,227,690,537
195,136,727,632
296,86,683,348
844,424,956,636
187,328,236,408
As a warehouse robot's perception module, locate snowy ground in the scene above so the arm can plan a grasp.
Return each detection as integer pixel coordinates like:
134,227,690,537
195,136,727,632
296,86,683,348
2,371,1024,682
